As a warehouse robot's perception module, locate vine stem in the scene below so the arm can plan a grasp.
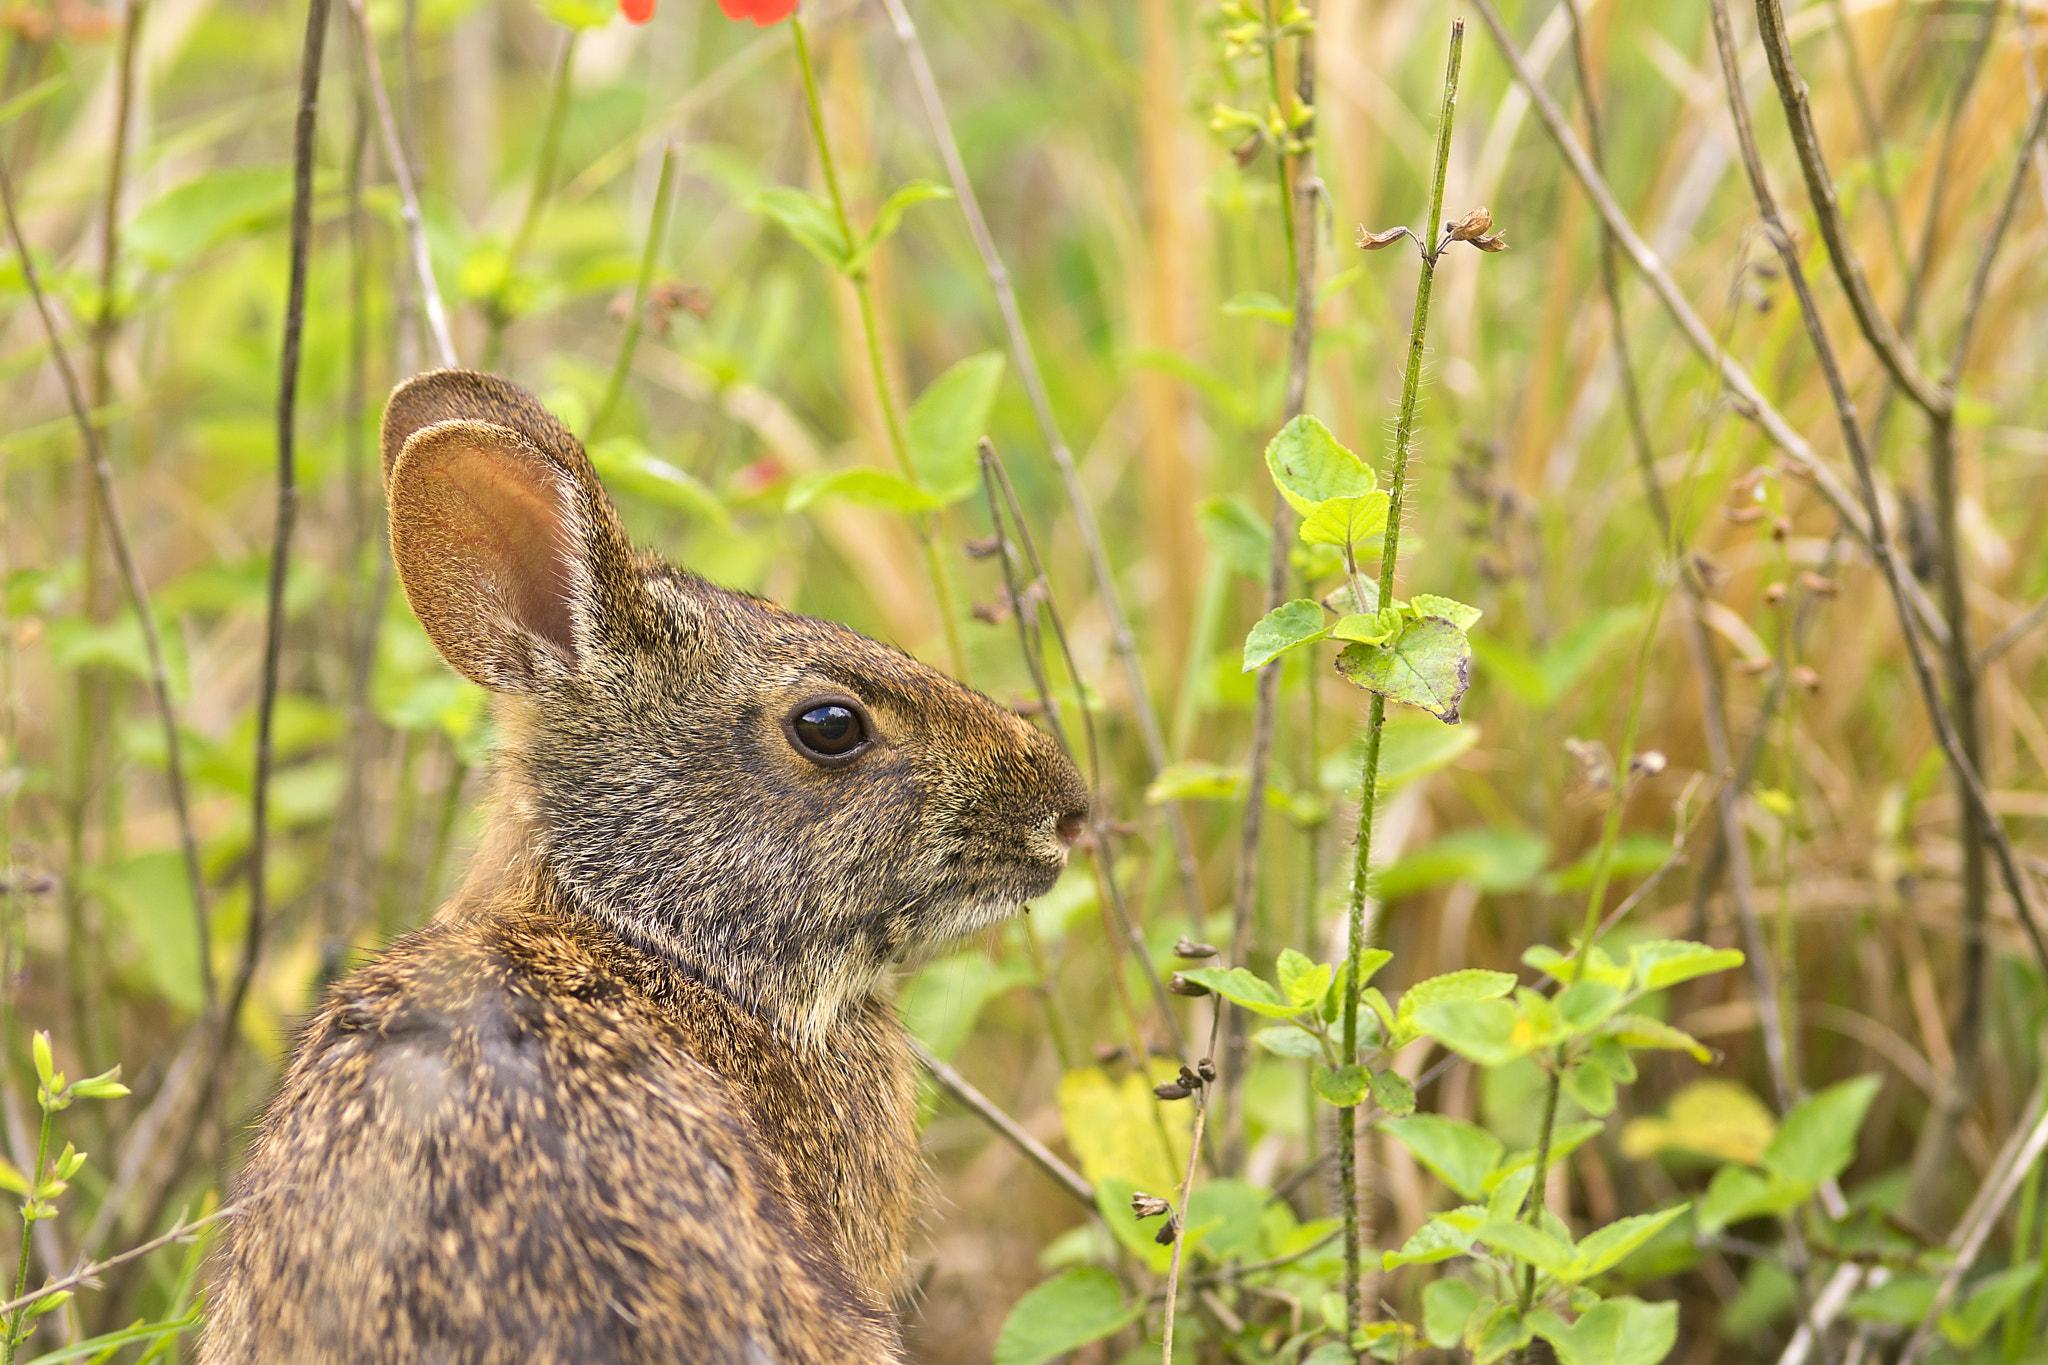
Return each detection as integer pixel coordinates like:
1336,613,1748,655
789,14,966,678
1159,1093,1207,1365
2,1098,51,1363
1339,18,1462,1337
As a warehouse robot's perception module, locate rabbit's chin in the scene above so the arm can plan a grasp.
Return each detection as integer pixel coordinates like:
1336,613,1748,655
909,854,1069,945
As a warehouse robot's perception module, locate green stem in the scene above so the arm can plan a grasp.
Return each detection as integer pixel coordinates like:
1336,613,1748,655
485,27,578,370
790,15,967,677
1258,0,1298,289
589,143,678,443
1339,18,1464,1336
4,1098,52,1362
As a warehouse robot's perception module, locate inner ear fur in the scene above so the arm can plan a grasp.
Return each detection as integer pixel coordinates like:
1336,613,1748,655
388,420,592,692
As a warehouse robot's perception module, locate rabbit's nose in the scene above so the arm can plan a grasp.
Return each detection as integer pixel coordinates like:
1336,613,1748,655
1055,810,1087,848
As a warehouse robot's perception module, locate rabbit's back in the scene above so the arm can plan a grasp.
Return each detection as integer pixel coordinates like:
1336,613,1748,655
204,909,912,1364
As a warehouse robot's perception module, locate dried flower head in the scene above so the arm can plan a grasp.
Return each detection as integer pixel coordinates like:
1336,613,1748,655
1448,206,1509,251
1130,1191,1171,1220
1357,225,1411,251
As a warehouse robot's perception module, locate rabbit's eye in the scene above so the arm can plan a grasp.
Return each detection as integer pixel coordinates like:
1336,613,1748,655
788,702,870,764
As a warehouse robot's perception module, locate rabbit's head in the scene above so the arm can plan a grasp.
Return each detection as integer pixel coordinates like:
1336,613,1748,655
381,371,1089,1037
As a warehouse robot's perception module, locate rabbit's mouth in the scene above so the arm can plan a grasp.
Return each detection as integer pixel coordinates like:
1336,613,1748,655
908,837,1070,943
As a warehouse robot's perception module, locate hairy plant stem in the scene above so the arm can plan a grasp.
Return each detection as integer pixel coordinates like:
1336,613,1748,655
484,27,577,371
1338,19,1462,1335
790,14,966,678
0,1097,50,1363
1224,0,1317,1175
877,0,1208,932
589,143,678,441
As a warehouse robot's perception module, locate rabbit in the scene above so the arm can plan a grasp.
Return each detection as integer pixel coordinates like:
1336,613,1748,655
201,370,1090,1364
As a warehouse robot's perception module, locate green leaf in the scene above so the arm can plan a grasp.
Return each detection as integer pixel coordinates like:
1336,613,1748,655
1562,1054,1620,1117
1182,967,1304,1018
747,186,852,272
0,1156,27,1196
899,952,1035,1062
1198,497,1273,579
87,853,202,1013
1396,969,1519,1043
1410,593,1483,630
1335,617,1474,723
1479,1220,1577,1278
1764,1075,1881,1186
905,351,1004,503
1844,1276,1939,1326
1524,943,1631,990
1413,999,1528,1067
1254,1026,1322,1059
1298,491,1391,549
1370,1069,1416,1116
127,166,294,271
1492,1122,1608,1193
1574,1206,1690,1280
992,1268,1142,1365
540,0,615,27
1618,1079,1776,1167
1603,1014,1713,1064
1377,828,1550,900
1057,1067,1189,1194
1223,290,1294,325
1528,1297,1679,1365
1423,1279,1481,1349
1556,980,1625,1031
784,468,942,515
1243,599,1331,671
860,180,952,263
1277,949,1334,1007
1942,1264,2042,1347
1314,1064,1370,1107
1470,1302,1535,1364
1629,940,1746,994
588,438,730,527
1379,1115,1504,1201
1696,1165,1808,1234
1266,415,1375,512
1185,1178,1269,1261
1144,761,1246,803
1382,1205,1485,1269
1330,609,1404,647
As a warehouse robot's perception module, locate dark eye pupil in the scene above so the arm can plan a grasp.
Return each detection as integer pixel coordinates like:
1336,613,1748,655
796,705,862,756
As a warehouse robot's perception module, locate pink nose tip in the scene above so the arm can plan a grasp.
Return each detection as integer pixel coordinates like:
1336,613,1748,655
1055,812,1086,848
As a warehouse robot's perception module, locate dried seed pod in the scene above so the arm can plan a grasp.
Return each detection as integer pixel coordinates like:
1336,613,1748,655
1093,1041,1126,1066
1799,572,1840,596
1130,1192,1170,1220
1763,582,1787,606
1771,517,1793,542
1154,1218,1180,1246
1197,1058,1218,1084
1629,750,1668,778
1168,973,1211,998
1792,665,1822,693
1173,937,1219,960
1448,207,1495,240
963,536,1001,559
1177,1065,1203,1091
1153,1082,1192,1101
1357,225,1410,251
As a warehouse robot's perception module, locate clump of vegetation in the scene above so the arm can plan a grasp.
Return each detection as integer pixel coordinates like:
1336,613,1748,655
1,0,2047,1360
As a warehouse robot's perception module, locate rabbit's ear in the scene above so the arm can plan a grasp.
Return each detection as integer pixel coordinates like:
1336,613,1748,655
386,417,604,692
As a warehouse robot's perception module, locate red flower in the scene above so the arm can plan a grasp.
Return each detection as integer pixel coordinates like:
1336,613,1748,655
618,0,795,23
716,0,798,22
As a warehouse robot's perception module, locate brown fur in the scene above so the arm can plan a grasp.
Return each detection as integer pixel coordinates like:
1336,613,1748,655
203,371,1088,1363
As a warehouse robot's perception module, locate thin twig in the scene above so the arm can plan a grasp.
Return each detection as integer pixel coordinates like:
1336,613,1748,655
1749,0,1947,417
876,0,1207,930
1466,0,1951,653
347,0,456,370
1898,1088,2048,1365
1980,596,2048,669
0,129,212,1014
0,1208,232,1321
1225,0,1319,1174
238,0,331,1049
909,1038,1093,1209
1158,1092,1207,1365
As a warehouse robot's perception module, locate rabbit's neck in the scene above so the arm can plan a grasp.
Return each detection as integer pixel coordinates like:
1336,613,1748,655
453,797,893,1046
